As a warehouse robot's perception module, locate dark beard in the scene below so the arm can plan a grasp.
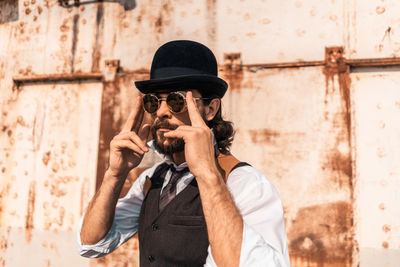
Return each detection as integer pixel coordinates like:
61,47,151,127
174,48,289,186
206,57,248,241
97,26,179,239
151,120,185,156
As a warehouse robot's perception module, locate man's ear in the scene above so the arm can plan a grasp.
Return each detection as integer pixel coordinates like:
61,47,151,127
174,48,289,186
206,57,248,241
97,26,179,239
204,98,221,122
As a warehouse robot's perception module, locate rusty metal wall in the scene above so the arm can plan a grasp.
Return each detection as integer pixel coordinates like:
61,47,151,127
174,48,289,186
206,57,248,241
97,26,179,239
350,67,400,267
221,65,353,266
1,0,400,266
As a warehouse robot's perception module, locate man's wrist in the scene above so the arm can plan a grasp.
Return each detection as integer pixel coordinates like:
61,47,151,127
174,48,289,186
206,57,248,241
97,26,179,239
196,167,224,187
103,169,129,186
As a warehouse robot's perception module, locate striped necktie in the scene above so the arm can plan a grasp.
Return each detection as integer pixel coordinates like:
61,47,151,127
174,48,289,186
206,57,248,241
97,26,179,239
159,165,189,212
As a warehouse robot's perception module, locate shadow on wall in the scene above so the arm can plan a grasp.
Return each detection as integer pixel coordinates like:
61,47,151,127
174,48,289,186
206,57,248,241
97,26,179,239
58,0,137,11
0,0,19,24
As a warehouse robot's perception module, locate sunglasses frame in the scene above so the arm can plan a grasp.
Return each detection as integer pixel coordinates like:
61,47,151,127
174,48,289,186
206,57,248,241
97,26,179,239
142,91,210,114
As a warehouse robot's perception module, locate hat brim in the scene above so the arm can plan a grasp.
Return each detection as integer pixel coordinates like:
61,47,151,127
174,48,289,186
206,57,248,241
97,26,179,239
135,74,228,98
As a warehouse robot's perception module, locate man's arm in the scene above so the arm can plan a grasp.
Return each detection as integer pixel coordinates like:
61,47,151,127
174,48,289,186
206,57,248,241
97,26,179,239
80,96,150,245
80,171,127,244
201,166,289,267
165,92,289,267
197,171,243,266
164,92,242,266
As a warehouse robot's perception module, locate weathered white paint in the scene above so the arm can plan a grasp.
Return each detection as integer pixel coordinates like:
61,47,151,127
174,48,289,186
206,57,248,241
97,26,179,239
0,81,102,267
351,67,400,267
1,0,400,266
223,66,353,266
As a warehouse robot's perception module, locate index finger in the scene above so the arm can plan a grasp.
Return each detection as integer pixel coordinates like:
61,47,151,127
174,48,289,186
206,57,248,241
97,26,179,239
186,91,207,128
121,95,144,133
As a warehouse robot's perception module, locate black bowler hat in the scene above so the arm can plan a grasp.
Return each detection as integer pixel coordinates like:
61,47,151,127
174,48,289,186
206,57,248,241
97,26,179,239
135,40,228,98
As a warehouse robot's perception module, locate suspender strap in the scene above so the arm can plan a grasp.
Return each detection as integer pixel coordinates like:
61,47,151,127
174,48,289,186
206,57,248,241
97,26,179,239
231,162,251,172
216,153,250,182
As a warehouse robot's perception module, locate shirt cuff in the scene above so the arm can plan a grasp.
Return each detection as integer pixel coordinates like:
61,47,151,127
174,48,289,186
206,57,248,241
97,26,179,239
76,214,120,258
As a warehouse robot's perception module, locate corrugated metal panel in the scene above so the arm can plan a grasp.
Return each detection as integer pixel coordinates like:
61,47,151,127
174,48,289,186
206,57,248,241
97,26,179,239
0,81,102,266
351,67,400,267
1,0,400,266
222,66,353,266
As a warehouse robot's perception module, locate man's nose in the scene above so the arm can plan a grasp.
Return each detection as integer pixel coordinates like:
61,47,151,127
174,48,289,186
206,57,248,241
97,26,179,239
156,100,172,119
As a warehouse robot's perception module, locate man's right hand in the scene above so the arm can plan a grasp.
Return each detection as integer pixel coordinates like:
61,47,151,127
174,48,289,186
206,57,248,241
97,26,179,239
107,96,151,178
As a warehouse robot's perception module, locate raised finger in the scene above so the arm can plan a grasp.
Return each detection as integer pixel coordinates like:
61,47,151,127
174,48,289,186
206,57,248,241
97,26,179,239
121,96,144,133
128,132,149,152
186,91,207,128
114,140,145,156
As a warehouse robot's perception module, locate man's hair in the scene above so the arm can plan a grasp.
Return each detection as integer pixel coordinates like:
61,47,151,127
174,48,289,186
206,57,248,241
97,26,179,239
202,95,235,154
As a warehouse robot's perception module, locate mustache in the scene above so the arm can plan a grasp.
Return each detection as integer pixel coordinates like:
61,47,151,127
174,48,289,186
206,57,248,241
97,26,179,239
151,120,179,131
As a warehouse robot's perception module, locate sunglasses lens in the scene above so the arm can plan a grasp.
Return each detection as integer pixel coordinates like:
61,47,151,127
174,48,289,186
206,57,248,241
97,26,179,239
142,94,159,113
167,92,185,113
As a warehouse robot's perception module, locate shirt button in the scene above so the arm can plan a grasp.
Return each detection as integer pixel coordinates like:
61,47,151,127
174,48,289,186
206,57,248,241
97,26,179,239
148,255,155,262
152,223,158,231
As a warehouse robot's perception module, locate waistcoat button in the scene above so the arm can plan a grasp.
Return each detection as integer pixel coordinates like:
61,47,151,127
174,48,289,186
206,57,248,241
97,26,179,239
148,255,155,262
152,223,158,231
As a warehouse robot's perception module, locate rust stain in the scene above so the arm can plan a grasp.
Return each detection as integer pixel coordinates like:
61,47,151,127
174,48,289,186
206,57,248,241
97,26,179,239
322,139,352,186
154,2,173,35
91,4,104,72
261,18,271,24
60,20,70,32
289,201,353,266
322,46,352,177
0,184,12,225
71,14,80,73
376,6,386,15
42,151,51,165
206,0,217,46
25,181,36,243
222,53,244,91
49,176,75,197
382,224,391,233
0,227,11,267
249,128,281,143
155,16,163,33
52,162,60,173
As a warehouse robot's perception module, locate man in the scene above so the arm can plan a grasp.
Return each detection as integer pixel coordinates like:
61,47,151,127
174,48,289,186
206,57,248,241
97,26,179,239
78,40,290,266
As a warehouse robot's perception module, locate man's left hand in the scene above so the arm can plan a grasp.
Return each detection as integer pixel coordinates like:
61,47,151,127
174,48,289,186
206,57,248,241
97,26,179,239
163,91,219,180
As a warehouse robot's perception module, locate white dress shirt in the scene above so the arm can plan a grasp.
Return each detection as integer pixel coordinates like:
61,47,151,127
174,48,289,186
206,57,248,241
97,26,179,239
77,144,290,267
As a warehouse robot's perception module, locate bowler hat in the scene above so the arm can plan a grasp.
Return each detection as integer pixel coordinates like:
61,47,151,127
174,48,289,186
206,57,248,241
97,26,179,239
135,40,228,98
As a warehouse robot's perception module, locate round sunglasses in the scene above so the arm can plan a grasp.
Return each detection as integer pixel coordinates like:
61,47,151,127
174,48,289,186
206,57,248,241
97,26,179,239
142,91,210,114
